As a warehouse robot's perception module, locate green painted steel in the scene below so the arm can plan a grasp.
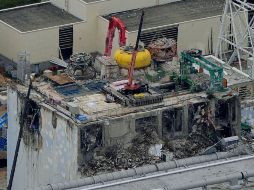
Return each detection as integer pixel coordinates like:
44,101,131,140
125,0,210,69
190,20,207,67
180,51,224,93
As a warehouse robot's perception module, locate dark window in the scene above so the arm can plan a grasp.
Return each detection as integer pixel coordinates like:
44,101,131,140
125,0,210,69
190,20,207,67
59,25,73,60
175,108,182,132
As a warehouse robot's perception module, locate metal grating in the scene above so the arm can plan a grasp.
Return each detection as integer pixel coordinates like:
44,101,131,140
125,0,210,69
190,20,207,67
59,25,73,49
140,25,179,47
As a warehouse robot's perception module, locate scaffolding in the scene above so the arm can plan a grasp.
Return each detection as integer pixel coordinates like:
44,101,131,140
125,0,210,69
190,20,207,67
215,0,254,77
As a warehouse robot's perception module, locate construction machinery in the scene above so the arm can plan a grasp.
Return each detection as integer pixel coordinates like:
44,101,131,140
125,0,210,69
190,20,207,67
114,46,151,69
104,14,151,70
103,11,163,106
121,10,148,94
104,16,127,57
179,49,224,93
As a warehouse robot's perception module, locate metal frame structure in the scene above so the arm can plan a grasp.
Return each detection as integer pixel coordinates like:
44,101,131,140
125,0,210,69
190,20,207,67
180,52,224,93
215,0,254,77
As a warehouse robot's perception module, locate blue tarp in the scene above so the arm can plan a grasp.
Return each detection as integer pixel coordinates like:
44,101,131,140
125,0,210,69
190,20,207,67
0,137,7,151
0,112,7,129
0,112,7,151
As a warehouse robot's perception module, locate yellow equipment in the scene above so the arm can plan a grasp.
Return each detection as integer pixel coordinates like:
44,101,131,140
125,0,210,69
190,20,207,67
133,93,145,99
114,48,151,69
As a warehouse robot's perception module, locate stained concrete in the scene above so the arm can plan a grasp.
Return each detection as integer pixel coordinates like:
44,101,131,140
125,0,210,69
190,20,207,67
104,0,225,31
0,3,82,32
7,84,241,189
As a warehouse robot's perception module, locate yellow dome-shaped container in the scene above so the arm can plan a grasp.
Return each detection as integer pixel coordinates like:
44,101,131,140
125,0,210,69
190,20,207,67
114,48,151,69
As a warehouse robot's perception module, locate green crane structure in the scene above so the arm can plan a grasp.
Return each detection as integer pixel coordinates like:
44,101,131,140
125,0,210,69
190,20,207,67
180,51,224,93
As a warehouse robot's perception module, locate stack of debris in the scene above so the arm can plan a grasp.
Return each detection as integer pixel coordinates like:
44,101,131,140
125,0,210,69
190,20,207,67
189,73,210,91
164,105,218,159
67,52,96,80
80,126,161,176
148,38,177,62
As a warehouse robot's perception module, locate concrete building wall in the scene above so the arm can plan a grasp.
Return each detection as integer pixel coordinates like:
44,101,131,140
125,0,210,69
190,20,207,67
73,23,88,54
7,88,79,190
97,16,123,55
22,28,59,64
0,22,24,63
97,17,109,55
0,21,86,64
7,87,241,189
177,17,221,55
51,0,181,53
125,16,221,57
51,0,181,17
51,0,87,20
84,0,181,16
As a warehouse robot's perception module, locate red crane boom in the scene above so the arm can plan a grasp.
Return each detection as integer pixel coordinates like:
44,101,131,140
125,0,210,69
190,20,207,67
104,17,126,57
124,11,145,92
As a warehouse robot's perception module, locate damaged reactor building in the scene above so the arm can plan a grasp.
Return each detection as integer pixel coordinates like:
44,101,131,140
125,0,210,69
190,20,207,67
1,0,254,190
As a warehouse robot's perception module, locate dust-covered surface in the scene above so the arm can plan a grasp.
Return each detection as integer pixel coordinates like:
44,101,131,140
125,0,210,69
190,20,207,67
104,0,225,31
0,168,6,190
0,3,82,32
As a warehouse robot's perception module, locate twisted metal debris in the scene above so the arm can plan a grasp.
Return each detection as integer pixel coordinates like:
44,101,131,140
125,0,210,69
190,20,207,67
148,38,177,62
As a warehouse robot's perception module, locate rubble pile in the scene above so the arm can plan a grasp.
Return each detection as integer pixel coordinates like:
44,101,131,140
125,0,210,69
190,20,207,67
67,52,96,80
0,74,8,89
189,73,210,90
148,38,177,62
80,126,161,176
167,132,216,159
164,105,218,159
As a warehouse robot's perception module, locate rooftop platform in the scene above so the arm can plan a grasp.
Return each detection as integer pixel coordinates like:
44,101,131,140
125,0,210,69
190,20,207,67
104,0,225,31
0,3,82,32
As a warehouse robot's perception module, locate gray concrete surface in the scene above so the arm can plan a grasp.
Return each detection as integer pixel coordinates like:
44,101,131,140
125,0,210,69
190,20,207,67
104,0,225,31
82,0,103,3
75,156,254,190
0,3,82,32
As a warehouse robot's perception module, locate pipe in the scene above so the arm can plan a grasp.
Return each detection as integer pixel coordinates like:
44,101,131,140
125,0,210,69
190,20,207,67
204,55,229,75
35,151,247,190
232,67,252,79
76,156,254,190
172,171,254,190
205,55,226,65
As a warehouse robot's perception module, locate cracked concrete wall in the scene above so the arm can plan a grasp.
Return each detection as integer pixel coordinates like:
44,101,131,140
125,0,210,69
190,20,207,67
7,88,79,190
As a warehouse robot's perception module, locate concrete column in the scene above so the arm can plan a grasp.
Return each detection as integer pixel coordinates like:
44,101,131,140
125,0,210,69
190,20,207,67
104,120,111,146
209,98,216,126
234,97,241,137
182,101,189,136
157,110,163,138
130,115,136,135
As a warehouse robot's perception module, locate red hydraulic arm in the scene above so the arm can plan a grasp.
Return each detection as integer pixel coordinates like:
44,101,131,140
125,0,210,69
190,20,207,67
104,17,127,57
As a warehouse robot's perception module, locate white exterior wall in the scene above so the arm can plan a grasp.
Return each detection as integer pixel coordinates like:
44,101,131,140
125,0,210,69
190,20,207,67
51,0,87,20
177,17,221,55
97,16,123,55
0,22,24,63
0,21,85,64
125,16,221,57
7,88,79,190
22,22,86,64
51,0,180,18
51,0,180,53
22,28,59,64
84,0,181,16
